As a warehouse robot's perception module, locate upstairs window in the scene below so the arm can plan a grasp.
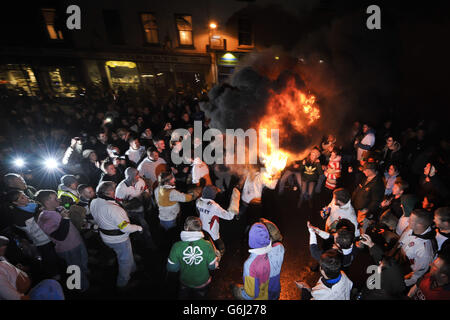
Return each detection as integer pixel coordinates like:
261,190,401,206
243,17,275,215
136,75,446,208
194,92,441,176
42,8,63,40
141,13,159,44
175,14,193,46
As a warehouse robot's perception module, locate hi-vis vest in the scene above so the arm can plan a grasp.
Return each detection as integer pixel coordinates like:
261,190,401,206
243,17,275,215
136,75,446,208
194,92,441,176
57,190,80,208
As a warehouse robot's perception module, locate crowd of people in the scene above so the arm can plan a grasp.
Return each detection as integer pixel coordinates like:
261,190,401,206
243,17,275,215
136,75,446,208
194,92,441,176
0,85,449,300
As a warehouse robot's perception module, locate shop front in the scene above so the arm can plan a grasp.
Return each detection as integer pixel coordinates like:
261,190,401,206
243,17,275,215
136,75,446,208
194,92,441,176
216,51,246,83
97,53,211,98
105,60,141,92
0,64,40,96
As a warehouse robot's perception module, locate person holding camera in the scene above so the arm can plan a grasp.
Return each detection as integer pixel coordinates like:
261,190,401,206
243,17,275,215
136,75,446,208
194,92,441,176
61,137,84,176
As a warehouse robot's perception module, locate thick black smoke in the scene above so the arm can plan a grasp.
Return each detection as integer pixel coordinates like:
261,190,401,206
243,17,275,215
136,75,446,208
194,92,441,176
200,61,320,154
201,1,400,156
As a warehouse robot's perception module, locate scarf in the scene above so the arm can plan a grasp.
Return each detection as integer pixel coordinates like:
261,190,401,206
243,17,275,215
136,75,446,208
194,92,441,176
19,202,38,213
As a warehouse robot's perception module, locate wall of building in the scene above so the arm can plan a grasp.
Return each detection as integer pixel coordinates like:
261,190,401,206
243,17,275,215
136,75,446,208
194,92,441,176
0,0,318,97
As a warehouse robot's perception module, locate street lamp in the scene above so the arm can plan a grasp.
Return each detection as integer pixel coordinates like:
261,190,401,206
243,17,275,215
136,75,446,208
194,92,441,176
209,22,217,29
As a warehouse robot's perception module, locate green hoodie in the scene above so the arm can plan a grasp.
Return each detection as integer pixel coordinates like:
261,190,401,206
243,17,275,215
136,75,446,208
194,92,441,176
167,231,217,288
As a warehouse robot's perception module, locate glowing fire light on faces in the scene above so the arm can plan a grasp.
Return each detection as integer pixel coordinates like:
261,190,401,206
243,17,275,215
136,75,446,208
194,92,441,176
257,79,321,182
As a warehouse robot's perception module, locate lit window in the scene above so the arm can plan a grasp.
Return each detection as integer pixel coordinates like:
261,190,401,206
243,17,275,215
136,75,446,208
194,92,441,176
0,64,40,96
47,66,80,98
141,13,159,44
42,8,63,40
175,15,193,46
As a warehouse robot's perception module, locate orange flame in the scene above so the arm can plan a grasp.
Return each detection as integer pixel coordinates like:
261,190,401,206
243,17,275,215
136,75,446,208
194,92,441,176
257,78,320,178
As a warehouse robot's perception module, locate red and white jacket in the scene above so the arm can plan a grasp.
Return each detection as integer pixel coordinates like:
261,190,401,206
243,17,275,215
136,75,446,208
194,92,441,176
398,227,436,287
324,156,341,190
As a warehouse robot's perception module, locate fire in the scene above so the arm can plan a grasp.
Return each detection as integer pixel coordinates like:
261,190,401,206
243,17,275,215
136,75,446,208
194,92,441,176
259,79,320,139
257,78,321,180
260,150,288,185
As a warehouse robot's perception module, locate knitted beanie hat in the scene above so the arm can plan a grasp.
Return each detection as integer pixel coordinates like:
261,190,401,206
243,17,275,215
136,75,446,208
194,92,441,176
248,223,271,249
202,185,219,200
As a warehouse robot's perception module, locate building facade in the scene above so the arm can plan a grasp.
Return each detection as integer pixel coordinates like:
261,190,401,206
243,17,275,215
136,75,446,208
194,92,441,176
0,0,319,99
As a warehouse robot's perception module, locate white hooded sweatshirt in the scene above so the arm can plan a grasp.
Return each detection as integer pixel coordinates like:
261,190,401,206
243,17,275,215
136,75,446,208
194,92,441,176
325,198,360,237
311,271,353,300
241,170,278,204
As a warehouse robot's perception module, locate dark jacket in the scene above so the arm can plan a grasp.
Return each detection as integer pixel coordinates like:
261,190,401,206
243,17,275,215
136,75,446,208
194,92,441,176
418,175,450,200
300,158,323,182
310,237,360,269
81,159,103,187
359,258,406,300
98,172,124,185
352,174,385,219
94,141,109,161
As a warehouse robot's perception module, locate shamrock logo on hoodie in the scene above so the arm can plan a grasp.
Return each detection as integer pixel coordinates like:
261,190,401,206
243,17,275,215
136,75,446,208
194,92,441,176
182,246,204,265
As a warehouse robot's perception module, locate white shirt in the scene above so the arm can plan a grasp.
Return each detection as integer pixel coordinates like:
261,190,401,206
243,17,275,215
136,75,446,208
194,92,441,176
241,172,277,204
397,227,435,287
196,198,235,241
0,257,29,300
125,146,146,164
357,132,375,161
436,230,449,251
396,215,410,236
311,271,353,300
154,185,191,221
137,157,167,186
115,178,147,212
90,197,142,244
192,159,210,184
325,199,360,237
